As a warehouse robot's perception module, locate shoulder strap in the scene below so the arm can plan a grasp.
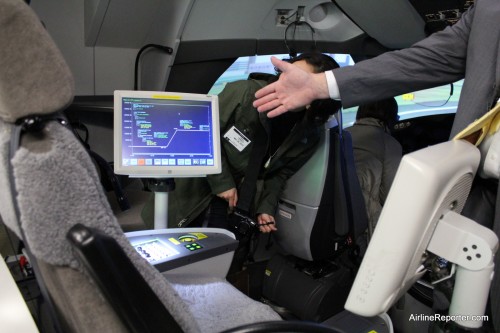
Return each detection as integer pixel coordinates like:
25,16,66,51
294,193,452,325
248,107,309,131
235,122,268,215
334,112,369,251
70,122,130,212
88,150,130,212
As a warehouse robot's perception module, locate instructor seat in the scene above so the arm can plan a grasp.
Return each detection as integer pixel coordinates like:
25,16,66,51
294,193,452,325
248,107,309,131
259,116,369,322
0,1,289,332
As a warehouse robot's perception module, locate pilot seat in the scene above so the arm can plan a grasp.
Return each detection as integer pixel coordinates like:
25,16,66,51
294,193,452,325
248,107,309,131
260,114,370,322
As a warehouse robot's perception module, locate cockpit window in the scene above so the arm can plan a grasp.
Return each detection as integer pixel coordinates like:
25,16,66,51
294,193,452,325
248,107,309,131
208,53,354,96
396,80,462,119
209,54,462,127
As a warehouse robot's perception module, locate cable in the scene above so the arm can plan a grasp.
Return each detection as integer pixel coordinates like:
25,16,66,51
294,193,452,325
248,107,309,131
282,10,297,23
284,21,317,58
284,6,316,58
413,83,454,107
134,44,173,91
379,312,394,333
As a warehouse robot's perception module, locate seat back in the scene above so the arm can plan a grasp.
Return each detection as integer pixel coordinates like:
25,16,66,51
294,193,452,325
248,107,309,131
0,2,282,332
67,223,183,332
0,2,196,331
273,118,368,261
0,115,203,332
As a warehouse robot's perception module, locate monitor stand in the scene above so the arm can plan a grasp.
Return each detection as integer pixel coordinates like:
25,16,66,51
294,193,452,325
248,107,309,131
426,210,498,329
146,178,175,229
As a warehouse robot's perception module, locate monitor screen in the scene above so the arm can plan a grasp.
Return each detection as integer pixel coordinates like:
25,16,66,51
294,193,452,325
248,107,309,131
114,90,221,178
345,140,480,317
132,238,179,263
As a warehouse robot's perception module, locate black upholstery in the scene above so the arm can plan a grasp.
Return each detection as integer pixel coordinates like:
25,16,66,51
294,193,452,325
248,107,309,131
274,122,369,262
220,321,344,333
309,127,368,259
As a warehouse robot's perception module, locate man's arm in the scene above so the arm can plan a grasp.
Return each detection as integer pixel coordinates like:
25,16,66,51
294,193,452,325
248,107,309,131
335,5,472,108
254,5,474,116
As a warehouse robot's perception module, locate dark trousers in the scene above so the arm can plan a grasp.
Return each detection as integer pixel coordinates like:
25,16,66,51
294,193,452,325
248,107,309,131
190,197,252,274
188,196,229,228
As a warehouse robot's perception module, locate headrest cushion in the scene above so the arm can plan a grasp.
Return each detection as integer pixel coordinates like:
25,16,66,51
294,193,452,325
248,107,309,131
0,0,74,123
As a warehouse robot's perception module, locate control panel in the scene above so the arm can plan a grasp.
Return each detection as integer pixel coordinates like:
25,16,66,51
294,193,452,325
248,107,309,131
126,228,238,273
409,0,475,34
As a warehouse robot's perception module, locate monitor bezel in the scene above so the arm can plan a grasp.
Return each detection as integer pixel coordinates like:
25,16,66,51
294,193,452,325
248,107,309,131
113,90,221,178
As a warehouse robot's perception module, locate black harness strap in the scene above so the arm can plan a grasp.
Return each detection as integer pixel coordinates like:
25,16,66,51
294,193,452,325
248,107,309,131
71,122,130,212
235,122,268,215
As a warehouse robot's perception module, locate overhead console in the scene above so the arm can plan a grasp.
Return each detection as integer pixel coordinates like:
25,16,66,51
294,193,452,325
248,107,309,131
333,0,426,49
334,0,475,49
408,0,475,35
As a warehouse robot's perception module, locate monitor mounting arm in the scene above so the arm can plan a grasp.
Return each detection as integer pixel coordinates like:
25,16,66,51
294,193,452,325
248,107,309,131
427,210,499,329
146,178,176,229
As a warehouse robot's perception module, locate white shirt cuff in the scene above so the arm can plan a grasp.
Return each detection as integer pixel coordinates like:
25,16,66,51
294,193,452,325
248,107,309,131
324,70,340,100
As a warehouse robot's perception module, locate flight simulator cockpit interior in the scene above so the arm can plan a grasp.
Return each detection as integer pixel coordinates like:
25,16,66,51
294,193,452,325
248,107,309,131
0,1,498,333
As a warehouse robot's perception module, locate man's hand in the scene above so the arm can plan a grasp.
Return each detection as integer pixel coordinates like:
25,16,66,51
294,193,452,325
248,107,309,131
257,213,277,233
217,188,238,208
253,57,330,118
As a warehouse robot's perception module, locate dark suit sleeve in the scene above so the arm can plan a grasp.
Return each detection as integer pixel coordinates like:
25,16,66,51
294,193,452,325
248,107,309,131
334,5,474,108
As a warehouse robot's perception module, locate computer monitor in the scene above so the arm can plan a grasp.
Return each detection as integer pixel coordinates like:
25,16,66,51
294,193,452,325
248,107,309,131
113,90,221,178
345,140,495,327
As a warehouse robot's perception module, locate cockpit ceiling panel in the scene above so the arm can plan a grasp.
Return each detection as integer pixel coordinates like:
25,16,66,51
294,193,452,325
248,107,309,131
180,1,364,44
334,0,476,49
408,0,475,35
334,0,426,49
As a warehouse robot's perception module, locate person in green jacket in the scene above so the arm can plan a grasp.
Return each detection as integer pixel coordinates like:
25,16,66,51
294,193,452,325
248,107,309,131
142,52,341,235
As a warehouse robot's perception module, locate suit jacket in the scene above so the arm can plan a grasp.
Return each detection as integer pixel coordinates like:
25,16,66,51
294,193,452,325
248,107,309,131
334,0,500,138
334,1,500,329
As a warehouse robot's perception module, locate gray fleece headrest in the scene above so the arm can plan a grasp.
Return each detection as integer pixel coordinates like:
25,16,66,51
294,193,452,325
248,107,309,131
0,0,74,122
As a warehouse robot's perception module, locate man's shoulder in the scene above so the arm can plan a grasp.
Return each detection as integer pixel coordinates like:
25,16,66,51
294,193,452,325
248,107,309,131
223,78,268,94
